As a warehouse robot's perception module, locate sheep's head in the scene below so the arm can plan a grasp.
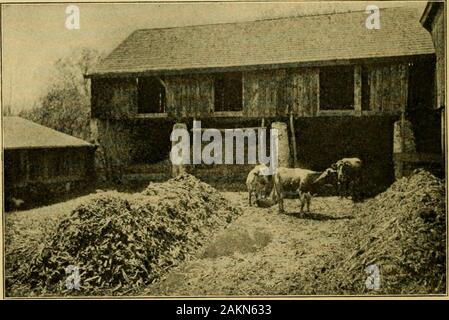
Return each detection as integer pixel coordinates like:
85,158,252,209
254,169,271,186
314,168,337,185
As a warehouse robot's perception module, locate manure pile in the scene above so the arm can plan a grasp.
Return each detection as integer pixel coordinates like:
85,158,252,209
8,174,241,295
309,169,446,295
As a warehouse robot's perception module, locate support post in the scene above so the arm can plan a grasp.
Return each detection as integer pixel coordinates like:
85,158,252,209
171,122,187,177
393,113,416,179
354,65,362,115
272,121,291,168
289,112,298,167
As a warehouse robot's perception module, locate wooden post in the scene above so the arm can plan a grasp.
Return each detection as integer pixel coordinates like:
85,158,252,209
272,121,291,168
393,113,416,179
441,107,445,155
171,122,187,177
289,112,298,167
354,65,362,115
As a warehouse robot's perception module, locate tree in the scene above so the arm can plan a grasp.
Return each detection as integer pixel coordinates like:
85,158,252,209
20,47,104,140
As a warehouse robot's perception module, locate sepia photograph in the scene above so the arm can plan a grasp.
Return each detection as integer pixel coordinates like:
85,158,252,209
0,0,447,300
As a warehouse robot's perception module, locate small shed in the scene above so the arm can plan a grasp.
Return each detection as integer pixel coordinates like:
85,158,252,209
3,116,96,202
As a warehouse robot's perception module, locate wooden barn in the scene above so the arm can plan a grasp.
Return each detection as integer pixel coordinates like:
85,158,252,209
87,7,442,193
3,116,96,203
421,1,446,154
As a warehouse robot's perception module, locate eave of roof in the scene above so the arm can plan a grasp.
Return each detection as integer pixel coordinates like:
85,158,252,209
87,53,435,79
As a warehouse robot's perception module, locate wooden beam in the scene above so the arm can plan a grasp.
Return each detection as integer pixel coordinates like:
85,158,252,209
289,112,298,167
354,65,362,115
190,127,266,133
393,152,442,163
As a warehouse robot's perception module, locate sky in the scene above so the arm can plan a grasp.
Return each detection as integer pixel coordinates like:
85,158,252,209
1,1,427,113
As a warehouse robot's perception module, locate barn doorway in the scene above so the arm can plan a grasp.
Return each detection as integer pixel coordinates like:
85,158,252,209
408,58,440,155
137,77,166,113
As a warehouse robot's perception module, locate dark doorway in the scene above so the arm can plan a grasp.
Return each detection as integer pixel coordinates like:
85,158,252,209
214,72,243,112
320,66,354,110
408,59,440,154
137,77,166,113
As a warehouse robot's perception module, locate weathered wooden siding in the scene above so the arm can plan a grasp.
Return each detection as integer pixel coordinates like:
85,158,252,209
91,78,137,118
91,62,411,119
430,7,445,109
5,147,95,189
287,68,319,116
165,74,214,118
243,69,285,117
366,63,409,113
243,68,319,117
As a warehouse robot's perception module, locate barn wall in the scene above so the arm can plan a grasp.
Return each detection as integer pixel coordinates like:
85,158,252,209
92,118,175,169
5,147,94,194
91,62,412,120
243,68,319,117
287,68,320,116
91,78,138,118
93,119,135,168
243,64,408,116
165,74,214,118
366,63,409,113
243,69,285,117
430,7,446,109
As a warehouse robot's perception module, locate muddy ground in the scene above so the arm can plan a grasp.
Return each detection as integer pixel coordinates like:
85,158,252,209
146,192,355,296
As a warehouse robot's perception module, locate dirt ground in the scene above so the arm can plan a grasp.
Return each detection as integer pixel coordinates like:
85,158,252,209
7,171,444,296
6,190,357,296
145,192,355,296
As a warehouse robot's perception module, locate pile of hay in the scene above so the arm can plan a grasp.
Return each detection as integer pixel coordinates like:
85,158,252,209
9,174,240,295
309,169,446,294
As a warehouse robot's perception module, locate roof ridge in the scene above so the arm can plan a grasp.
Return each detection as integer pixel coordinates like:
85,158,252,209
129,6,415,33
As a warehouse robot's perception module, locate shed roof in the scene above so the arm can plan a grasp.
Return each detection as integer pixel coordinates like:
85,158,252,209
90,6,434,77
3,116,93,150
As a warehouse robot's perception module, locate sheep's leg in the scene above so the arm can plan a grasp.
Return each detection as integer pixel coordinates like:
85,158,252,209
345,181,351,199
306,193,311,213
279,195,284,213
349,181,355,200
354,175,362,200
248,191,252,206
278,190,284,214
340,181,347,198
299,200,305,215
298,191,306,216
337,182,343,198
276,183,284,214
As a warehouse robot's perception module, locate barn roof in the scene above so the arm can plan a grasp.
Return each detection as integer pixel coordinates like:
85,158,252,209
3,116,93,150
89,6,434,77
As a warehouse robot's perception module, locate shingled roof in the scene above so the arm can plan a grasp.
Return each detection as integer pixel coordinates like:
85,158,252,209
3,116,93,150
89,6,434,77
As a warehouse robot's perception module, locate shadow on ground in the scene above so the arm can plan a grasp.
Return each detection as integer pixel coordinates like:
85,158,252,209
287,211,354,221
